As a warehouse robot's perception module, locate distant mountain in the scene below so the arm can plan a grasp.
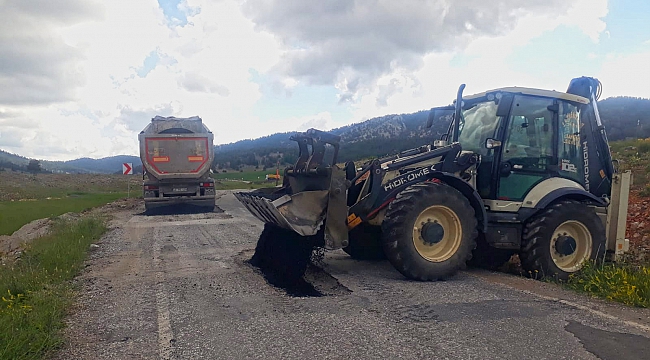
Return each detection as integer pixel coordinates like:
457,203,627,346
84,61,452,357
0,149,30,165
212,96,650,170
0,150,30,172
63,155,142,174
0,150,141,174
597,96,650,140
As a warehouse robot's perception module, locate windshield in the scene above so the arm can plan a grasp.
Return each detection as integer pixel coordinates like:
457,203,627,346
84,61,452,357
457,100,500,155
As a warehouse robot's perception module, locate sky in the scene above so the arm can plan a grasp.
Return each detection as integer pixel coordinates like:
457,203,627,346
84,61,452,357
0,0,649,161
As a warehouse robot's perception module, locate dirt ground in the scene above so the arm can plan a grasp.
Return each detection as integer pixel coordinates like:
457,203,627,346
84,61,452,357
625,190,650,262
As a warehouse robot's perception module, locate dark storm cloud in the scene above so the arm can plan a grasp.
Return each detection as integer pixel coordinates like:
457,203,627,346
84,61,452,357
243,0,570,93
0,0,104,106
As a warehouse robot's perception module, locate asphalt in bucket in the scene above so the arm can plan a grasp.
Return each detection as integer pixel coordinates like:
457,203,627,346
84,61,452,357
249,223,325,297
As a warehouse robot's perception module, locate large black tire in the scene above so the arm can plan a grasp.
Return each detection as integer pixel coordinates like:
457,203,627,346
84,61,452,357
342,224,386,260
467,234,515,271
381,183,478,281
520,200,606,281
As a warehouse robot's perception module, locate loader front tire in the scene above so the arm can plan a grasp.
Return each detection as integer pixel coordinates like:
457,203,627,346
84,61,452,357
520,200,605,281
343,224,385,260
382,183,477,281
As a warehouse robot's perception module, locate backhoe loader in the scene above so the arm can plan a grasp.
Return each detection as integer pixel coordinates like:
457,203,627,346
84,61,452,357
235,77,631,283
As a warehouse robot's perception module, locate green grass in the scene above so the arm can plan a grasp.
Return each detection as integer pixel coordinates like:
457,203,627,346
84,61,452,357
610,138,650,190
565,262,650,308
0,217,107,360
0,193,126,236
212,170,277,182
211,169,281,190
0,173,141,202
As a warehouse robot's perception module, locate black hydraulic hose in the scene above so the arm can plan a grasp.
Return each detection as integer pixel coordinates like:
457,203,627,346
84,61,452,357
452,84,466,142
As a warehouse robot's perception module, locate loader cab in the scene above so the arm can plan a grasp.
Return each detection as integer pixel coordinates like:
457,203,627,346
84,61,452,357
454,89,591,201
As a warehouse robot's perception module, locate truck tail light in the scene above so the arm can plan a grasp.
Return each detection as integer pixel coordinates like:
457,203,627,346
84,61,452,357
201,182,214,187
144,185,159,190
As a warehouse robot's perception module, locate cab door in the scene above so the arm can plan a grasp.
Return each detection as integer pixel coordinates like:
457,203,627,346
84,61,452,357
497,95,556,201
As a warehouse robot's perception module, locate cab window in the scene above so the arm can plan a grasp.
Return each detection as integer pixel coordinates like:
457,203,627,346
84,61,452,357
498,95,555,200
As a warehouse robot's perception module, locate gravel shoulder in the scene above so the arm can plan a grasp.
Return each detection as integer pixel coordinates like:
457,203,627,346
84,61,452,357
52,191,650,360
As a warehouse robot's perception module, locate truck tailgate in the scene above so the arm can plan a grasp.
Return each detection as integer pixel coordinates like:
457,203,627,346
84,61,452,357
144,137,210,175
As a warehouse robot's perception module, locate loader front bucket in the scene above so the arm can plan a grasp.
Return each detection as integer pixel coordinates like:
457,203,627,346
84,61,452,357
233,128,349,250
234,189,329,236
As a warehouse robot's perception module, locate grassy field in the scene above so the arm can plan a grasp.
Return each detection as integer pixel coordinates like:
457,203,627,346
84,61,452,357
0,217,107,360
0,172,140,202
212,169,278,182
0,172,138,236
0,193,126,236
211,169,281,190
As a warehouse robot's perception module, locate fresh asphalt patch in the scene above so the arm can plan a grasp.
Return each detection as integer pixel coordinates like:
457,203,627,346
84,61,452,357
566,320,650,360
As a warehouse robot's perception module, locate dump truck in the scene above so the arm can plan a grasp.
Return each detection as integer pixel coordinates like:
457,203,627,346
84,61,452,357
139,115,216,212
235,76,631,283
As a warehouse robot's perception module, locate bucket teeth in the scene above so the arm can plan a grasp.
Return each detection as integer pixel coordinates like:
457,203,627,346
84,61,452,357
234,191,328,236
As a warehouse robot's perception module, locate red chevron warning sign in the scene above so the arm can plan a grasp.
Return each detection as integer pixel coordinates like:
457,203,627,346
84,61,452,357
122,163,133,175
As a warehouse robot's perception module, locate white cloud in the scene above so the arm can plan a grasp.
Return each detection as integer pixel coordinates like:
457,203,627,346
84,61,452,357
2,0,646,163
598,51,650,99
1,0,284,160
346,0,611,121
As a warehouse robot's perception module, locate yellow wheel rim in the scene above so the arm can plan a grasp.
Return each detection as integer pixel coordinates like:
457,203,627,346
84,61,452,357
550,220,592,273
412,205,462,262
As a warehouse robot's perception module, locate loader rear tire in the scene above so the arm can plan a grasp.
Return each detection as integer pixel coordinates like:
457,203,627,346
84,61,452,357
520,200,605,281
343,224,385,260
381,183,477,281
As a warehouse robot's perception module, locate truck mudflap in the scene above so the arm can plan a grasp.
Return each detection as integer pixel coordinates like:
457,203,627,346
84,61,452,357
234,190,329,237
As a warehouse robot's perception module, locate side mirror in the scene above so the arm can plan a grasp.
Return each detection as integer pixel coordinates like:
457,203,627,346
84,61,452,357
427,107,455,128
426,109,436,128
485,138,502,149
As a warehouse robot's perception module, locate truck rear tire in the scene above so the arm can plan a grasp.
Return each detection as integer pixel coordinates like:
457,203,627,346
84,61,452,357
381,183,477,281
520,200,605,281
343,224,385,260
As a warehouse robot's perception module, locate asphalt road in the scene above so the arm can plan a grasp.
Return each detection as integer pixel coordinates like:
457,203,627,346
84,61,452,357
54,191,650,360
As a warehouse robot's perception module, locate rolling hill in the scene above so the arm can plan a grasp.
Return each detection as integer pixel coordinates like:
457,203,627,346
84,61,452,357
213,96,650,170
0,150,141,174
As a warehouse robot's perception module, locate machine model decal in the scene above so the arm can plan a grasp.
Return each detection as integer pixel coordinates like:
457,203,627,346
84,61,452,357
583,140,590,191
383,164,436,192
561,159,577,173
